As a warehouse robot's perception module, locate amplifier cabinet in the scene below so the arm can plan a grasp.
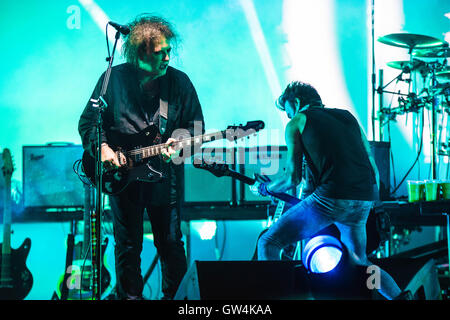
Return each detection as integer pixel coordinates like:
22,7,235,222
237,146,288,204
182,147,236,206
23,144,85,208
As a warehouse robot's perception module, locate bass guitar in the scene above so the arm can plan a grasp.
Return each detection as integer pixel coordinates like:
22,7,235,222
82,121,265,195
193,161,302,260
0,149,33,300
194,161,381,256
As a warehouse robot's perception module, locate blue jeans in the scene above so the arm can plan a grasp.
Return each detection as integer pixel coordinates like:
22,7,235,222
258,192,372,263
257,193,403,299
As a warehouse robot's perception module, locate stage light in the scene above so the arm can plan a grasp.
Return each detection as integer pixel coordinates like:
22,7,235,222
192,221,217,240
302,235,344,274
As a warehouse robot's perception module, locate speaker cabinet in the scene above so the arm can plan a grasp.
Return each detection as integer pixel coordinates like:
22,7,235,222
174,260,311,300
23,144,84,208
183,148,236,206
175,258,441,300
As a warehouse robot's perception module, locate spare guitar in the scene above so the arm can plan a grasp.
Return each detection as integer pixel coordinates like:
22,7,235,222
0,148,33,300
55,185,111,300
82,121,265,195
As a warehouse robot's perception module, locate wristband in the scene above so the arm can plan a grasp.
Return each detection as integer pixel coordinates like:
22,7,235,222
258,182,270,197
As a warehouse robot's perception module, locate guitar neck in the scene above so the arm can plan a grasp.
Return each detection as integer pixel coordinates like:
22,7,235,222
2,178,12,255
1,177,12,286
127,130,226,160
225,169,300,206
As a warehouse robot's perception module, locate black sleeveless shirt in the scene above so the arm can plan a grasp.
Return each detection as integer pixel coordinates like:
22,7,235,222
300,107,378,200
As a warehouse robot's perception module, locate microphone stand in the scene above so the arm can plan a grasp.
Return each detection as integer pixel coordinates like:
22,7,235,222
92,28,121,300
430,65,439,180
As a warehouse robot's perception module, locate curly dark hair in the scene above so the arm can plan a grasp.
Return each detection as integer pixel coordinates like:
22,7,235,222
122,14,179,67
276,81,323,111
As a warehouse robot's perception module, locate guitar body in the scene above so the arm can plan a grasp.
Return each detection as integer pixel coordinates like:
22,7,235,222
82,125,164,195
251,212,378,260
251,200,300,261
0,238,33,300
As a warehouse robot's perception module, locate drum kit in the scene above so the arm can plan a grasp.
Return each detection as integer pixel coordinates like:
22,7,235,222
376,32,450,180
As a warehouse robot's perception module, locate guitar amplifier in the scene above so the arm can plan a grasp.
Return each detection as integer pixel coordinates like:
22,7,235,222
23,144,85,208
237,145,288,204
182,147,236,206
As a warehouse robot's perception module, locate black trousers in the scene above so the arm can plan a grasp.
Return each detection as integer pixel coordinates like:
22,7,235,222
109,182,187,299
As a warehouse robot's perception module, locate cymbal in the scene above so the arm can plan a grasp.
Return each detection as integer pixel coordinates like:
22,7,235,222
378,33,446,49
386,60,426,72
413,47,450,58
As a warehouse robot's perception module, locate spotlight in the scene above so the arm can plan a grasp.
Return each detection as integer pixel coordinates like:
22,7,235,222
300,235,373,299
302,235,344,274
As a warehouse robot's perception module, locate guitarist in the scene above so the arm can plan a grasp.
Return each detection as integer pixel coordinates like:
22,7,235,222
78,14,204,300
250,81,404,300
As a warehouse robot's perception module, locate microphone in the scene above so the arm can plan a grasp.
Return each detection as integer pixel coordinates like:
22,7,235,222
108,21,130,35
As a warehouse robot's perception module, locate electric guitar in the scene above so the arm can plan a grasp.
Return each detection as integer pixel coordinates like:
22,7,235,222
55,185,111,300
82,121,265,195
194,161,300,205
195,161,381,256
193,161,301,260
0,149,33,300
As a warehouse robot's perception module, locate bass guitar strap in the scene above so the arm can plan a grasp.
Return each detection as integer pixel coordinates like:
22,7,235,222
158,73,169,135
159,99,168,135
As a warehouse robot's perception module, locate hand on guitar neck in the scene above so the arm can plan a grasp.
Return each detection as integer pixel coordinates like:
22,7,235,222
249,173,273,197
193,161,300,206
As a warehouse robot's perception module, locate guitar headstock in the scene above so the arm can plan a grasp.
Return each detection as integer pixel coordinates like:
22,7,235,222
193,159,231,178
2,148,14,180
226,120,265,142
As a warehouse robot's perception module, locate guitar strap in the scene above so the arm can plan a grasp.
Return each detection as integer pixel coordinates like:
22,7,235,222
158,73,169,135
159,98,168,135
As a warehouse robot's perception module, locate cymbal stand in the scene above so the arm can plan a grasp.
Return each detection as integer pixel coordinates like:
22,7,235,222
429,64,440,180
